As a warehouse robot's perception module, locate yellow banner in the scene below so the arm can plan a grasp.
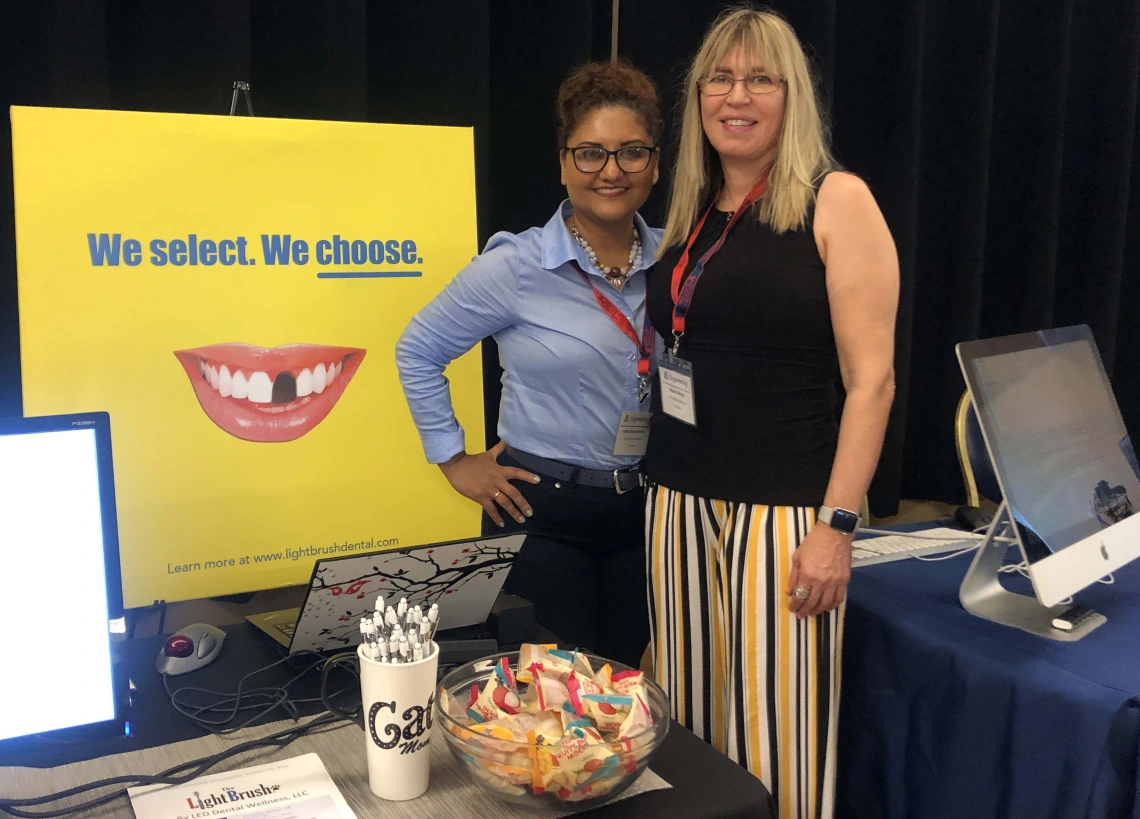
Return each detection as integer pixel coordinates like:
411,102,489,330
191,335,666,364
11,106,484,608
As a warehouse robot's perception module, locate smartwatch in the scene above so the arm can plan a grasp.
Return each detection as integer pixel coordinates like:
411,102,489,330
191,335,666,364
818,505,860,534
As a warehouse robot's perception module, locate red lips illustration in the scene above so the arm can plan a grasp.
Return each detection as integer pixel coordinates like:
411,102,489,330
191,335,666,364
174,343,366,443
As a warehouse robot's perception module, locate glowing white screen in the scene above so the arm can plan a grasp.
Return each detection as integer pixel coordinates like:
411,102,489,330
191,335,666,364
0,428,116,741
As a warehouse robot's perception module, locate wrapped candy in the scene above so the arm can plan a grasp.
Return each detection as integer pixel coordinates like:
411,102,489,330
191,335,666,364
610,669,646,697
522,710,565,744
515,645,576,685
560,708,605,742
617,692,653,741
439,644,658,802
467,670,522,723
470,718,524,742
472,711,563,744
493,655,518,691
565,671,606,717
439,685,468,722
573,653,595,678
522,667,571,713
467,761,528,796
546,737,620,792
491,656,522,715
580,693,633,735
516,643,558,683
549,648,594,678
484,753,537,787
466,682,489,723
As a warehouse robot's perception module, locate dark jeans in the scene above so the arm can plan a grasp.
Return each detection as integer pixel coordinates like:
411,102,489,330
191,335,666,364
484,451,649,669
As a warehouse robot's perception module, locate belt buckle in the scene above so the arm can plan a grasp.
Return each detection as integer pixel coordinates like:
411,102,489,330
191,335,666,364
613,469,639,495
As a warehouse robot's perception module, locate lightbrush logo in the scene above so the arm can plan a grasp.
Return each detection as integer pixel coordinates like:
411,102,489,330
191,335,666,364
185,783,281,809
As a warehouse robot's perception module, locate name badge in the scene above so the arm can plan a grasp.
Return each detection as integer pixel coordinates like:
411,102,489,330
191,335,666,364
613,411,651,456
659,353,696,427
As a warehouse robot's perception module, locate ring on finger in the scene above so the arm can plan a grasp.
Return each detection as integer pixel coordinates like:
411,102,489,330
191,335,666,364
793,585,811,600
493,490,502,499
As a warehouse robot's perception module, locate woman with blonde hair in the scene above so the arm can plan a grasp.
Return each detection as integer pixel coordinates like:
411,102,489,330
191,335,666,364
643,6,898,817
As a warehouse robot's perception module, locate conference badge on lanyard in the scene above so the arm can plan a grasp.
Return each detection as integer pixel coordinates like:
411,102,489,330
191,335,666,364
570,262,655,454
659,352,696,427
661,173,769,428
613,409,651,456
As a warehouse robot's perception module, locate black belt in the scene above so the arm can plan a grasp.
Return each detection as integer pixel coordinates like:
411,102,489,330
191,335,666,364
504,446,642,495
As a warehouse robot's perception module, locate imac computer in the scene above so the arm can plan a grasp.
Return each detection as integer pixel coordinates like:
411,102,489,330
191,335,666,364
0,411,128,761
956,324,1140,640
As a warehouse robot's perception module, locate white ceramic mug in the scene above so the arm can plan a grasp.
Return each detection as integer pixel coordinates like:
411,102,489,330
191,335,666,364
356,642,439,801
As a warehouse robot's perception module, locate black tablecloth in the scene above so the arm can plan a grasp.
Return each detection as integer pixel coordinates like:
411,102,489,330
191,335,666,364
11,623,772,819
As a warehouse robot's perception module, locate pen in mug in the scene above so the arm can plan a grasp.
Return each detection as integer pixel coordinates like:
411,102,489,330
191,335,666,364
359,600,440,662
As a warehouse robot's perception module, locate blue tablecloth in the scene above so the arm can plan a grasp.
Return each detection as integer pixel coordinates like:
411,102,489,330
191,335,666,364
837,538,1140,819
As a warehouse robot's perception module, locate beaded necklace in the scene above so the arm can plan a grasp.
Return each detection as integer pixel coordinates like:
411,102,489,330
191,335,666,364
569,220,642,290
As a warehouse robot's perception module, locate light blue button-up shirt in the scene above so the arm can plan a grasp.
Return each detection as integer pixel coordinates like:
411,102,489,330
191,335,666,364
396,200,663,471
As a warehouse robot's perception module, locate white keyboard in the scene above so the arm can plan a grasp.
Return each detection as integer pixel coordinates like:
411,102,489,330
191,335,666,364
852,527,979,567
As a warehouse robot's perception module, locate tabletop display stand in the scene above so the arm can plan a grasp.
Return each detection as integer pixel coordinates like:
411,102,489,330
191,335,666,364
959,500,1106,641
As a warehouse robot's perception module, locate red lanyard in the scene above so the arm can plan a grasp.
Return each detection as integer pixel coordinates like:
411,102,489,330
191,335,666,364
669,173,769,352
571,262,656,400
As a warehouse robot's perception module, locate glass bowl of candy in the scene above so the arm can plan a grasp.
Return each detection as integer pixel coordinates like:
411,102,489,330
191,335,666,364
435,645,670,811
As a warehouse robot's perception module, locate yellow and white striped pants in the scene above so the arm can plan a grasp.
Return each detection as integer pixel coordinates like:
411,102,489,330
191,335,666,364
646,483,844,819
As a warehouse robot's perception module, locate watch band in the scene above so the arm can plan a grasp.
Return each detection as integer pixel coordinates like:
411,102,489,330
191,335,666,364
818,505,861,534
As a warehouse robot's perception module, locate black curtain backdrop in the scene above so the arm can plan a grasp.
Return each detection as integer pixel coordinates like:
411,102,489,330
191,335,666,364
2,1,1138,515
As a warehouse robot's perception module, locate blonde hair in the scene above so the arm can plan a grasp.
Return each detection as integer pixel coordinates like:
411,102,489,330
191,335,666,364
659,5,836,251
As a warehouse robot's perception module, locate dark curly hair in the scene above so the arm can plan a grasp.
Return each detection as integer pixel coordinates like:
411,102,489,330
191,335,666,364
556,60,662,146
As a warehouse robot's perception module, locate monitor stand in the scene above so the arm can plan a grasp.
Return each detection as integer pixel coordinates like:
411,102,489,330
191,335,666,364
959,501,1106,641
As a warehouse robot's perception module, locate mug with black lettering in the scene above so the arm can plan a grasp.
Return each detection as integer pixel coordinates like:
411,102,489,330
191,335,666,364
354,642,439,800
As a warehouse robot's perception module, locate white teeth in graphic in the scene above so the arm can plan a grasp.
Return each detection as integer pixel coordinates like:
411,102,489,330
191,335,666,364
247,371,272,403
231,370,249,399
195,358,345,404
297,368,313,397
726,119,754,126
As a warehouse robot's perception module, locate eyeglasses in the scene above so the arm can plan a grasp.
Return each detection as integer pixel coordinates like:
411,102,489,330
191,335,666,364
698,73,785,96
561,145,658,174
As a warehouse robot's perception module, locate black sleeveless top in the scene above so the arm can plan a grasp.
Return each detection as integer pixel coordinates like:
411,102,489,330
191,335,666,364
644,200,839,506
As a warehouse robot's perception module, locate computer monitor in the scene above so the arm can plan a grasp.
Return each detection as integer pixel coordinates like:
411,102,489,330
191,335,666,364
0,411,128,757
957,325,1140,636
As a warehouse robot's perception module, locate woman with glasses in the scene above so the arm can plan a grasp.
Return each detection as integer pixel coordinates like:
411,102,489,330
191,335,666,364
643,7,898,818
396,61,662,667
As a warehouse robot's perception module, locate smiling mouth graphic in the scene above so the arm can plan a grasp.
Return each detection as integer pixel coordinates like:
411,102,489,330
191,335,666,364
175,343,366,443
